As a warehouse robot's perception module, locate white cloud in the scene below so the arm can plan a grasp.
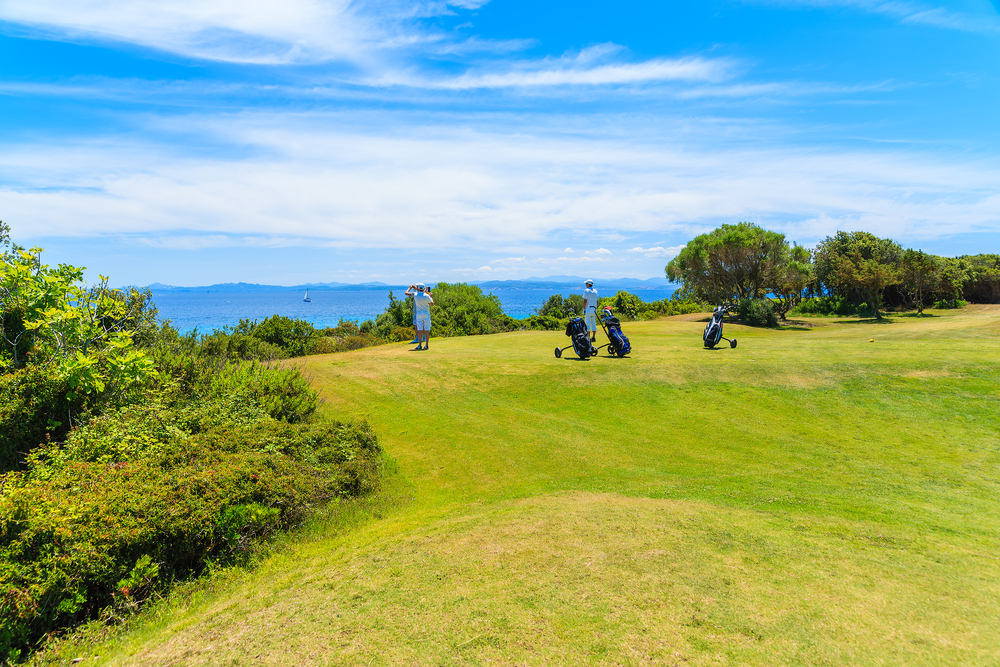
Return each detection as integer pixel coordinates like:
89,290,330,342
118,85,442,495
585,248,612,255
751,0,1000,34
2,112,998,254
628,245,685,258
564,248,573,252
373,45,733,89
0,0,509,65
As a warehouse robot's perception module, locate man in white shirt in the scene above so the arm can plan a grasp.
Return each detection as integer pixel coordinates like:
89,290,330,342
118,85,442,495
583,279,599,342
405,283,434,350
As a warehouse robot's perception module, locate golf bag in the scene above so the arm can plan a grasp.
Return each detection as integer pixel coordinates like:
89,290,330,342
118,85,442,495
565,317,596,359
602,314,631,356
704,305,737,349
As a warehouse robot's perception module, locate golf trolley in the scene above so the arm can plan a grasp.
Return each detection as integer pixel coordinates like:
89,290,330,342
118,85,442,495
595,306,631,356
704,305,737,349
555,316,598,359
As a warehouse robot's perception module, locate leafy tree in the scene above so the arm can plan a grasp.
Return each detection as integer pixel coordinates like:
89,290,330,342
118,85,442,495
0,247,154,402
429,282,517,336
935,257,970,307
899,249,940,314
536,293,583,318
666,222,786,303
960,254,1000,304
813,231,902,320
768,244,812,321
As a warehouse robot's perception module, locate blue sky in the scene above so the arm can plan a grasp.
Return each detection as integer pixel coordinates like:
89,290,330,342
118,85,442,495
1,0,998,286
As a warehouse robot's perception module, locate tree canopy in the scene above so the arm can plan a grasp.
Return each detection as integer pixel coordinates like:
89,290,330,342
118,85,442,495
665,222,786,303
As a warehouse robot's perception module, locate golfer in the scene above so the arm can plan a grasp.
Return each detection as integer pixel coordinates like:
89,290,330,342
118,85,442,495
405,283,434,350
583,279,599,342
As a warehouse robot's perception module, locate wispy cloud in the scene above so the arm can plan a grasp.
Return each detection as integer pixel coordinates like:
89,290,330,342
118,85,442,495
0,0,503,64
628,246,685,258
3,111,998,252
374,45,734,89
751,0,1000,34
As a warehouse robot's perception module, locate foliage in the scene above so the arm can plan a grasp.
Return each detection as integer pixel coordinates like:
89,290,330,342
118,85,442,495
899,250,940,314
0,366,77,472
790,296,858,317
959,254,1000,304
813,231,902,320
768,244,812,321
0,250,156,401
521,314,563,331
419,283,518,337
535,294,584,319
736,298,779,328
0,355,378,661
666,222,786,303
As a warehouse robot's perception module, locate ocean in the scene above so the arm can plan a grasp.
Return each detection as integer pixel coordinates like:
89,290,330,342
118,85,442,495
152,288,677,333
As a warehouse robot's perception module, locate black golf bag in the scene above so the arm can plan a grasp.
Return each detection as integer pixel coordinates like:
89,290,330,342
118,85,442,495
704,306,737,349
602,315,631,356
565,317,596,359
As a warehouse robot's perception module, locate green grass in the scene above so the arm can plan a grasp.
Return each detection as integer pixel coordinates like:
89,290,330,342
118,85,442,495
41,307,1000,666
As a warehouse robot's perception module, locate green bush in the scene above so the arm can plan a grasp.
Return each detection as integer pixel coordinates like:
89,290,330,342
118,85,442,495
522,314,562,330
0,390,381,661
0,367,79,473
932,298,967,309
791,296,858,317
426,283,518,337
737,298,779,328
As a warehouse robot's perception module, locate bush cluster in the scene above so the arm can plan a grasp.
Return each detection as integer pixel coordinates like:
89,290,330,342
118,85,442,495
0,357,381,661
736,298,779,328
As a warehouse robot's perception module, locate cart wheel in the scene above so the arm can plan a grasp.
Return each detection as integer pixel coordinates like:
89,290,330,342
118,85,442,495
730,339,738,348
554,347,562,358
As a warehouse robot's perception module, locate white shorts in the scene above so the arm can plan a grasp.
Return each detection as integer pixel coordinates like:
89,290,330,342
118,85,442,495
584,312,597,332
416,317,431,331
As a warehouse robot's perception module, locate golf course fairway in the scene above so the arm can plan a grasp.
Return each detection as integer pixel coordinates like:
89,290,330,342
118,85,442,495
69,307,1000,666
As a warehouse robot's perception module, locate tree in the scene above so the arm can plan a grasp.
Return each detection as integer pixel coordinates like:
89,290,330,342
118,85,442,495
0,247,154,402
768,244,812,321
814,231,902,320
899,249,939,314
666,222,786,303
960,254,1000,304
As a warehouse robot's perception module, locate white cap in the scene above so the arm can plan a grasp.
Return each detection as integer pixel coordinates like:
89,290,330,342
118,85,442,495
585,279,594,286
416,282,426,289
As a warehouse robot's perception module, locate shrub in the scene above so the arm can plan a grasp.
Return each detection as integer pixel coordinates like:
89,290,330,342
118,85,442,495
0,396,381,661
932,298,967,309
522,314,562,330
792,296,858,317
427,283,518,337
737,298,779,328
0,367,79,473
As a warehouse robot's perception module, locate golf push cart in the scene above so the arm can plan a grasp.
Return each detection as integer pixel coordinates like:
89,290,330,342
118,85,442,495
555,306,632,359
704,305,737,349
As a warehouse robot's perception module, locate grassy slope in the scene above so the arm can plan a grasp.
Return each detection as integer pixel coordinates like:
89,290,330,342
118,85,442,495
75,307,1000,666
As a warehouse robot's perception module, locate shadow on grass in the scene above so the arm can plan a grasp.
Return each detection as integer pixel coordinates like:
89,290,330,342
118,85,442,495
833,318,896,325
894,312,940,318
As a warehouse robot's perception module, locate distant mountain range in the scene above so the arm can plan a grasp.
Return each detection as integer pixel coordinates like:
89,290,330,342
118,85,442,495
146,276,672,293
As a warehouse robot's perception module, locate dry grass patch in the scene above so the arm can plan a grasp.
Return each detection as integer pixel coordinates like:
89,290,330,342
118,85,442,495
95,492,999,666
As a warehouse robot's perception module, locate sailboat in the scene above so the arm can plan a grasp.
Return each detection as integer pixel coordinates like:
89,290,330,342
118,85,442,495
303,288,312,303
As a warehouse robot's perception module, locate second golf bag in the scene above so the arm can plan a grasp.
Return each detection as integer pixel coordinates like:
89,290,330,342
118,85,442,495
565,317,596,359
600,310,631,356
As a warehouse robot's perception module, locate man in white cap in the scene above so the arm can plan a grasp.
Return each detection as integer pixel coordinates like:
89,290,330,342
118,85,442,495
405,283,434,350
583,279,599,343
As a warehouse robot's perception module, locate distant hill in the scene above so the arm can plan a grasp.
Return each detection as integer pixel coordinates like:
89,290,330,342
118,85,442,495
145,276,671,293
473,277,672,291
148,281,403,293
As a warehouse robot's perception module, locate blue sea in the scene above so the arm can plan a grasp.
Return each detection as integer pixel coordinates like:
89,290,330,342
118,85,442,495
152,288,677,333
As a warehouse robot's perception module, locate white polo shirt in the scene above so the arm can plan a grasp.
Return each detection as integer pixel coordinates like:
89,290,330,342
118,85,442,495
583,287,599,312
413,291,433,319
